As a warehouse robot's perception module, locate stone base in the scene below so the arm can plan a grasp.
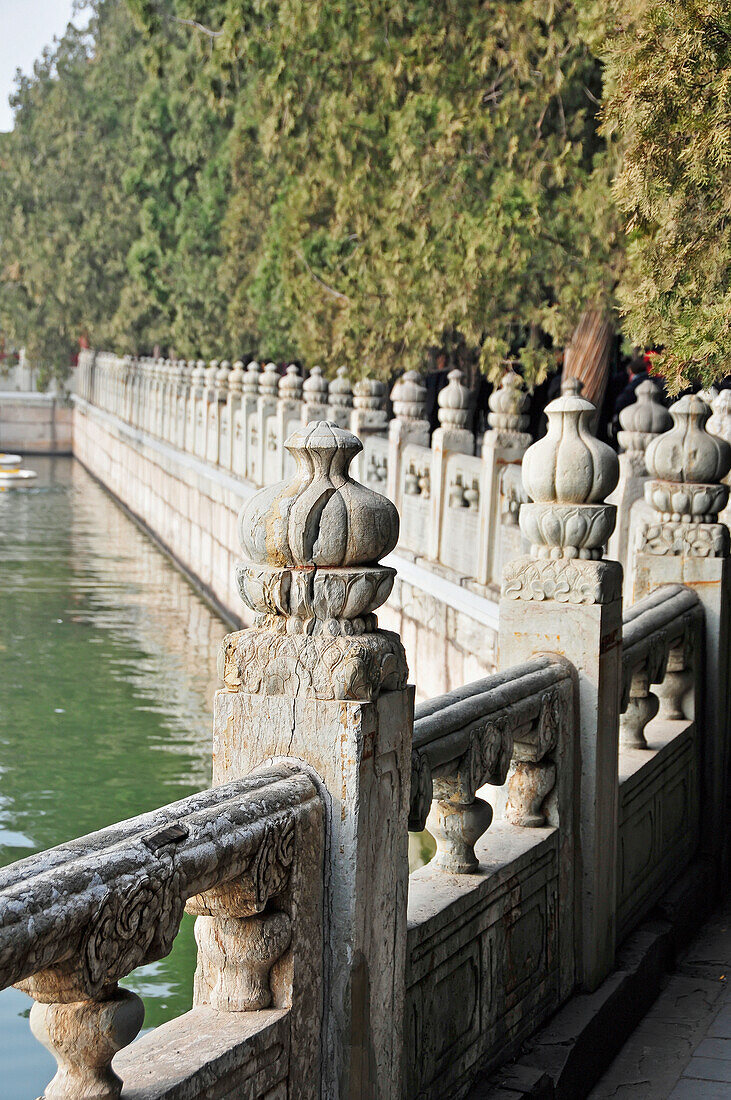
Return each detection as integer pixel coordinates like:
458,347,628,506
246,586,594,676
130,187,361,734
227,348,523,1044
218,625,408,701
501,557,623,606
468,860,715,1100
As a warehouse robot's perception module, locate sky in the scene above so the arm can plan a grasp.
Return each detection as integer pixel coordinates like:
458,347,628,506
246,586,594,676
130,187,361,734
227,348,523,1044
0,0,80,131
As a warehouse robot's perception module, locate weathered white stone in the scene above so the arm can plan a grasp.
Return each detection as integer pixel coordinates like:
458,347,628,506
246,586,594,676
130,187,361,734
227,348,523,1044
215,419,413,1098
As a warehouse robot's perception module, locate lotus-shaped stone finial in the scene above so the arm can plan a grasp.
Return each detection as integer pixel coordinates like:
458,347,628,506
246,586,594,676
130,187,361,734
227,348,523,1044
260,362,280,399
522,390,618,505
391,370,427,423
243,361,260,397
303,365,329,407
437,369,472,430
644,394,731,521
488,369,529,434
237,422,399,631
519,390,618,559
278,363,302,402
645,394,730,484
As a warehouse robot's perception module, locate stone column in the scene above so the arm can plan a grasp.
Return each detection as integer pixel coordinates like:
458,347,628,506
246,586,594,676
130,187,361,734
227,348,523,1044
210,421,413,1099
257,362,280,485
632,394,731,868
225,360,244,471
428,368,474,561
607,379,671,585
276,365,303,479
242,360,260,480
387,370,430,512
350,378,387,483
477,369,532,587
499,385,622,991
191,360,207,457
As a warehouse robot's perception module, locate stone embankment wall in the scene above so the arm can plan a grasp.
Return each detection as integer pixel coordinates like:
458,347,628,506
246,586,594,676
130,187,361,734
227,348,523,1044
0,393,73,454
73,399,498,696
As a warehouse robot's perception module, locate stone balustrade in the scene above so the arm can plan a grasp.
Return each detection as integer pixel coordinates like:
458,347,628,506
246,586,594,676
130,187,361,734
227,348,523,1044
410,655,573,871
620,584,701,749
0,764,323,1098
75,350,532,596
10,355,729,1097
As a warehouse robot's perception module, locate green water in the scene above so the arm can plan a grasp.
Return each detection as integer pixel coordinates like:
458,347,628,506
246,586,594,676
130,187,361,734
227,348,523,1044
0,457,227,1098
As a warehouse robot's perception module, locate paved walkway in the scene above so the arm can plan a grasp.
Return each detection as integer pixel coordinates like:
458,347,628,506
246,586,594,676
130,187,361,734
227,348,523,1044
589,898,731,1099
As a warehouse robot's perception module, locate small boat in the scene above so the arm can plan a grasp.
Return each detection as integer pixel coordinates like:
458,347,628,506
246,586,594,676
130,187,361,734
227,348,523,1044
0,453,37,484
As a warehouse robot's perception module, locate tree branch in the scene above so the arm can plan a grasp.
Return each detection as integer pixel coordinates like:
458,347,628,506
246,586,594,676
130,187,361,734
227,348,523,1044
174,18,223,39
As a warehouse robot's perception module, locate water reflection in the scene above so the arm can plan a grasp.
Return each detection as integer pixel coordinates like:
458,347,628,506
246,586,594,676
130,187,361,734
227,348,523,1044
0,457,226,1095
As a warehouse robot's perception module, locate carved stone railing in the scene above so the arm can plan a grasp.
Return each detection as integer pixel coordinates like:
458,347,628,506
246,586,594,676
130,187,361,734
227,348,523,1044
75,349,534,595
0,764,323,1099
409,656,573,873
620,584,701,749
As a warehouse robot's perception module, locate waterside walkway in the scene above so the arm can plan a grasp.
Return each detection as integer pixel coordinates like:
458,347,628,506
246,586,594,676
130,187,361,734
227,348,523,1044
590,896,731,1099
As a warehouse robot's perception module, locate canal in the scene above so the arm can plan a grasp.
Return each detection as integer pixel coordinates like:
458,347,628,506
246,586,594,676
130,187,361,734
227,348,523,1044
0,457,227,1097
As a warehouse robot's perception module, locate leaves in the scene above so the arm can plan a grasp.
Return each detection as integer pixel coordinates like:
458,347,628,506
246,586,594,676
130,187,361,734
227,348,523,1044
601,0,731,392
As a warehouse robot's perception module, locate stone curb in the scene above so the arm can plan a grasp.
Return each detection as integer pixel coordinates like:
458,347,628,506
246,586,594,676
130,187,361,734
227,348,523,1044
468,860,715,1100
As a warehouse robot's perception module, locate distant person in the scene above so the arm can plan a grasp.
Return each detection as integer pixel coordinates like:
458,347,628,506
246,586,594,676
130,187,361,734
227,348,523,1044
610,355,654,438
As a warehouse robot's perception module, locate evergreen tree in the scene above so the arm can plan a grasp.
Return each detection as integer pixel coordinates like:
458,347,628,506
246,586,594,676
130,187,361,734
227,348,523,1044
0,1,143,379
601,0,731,392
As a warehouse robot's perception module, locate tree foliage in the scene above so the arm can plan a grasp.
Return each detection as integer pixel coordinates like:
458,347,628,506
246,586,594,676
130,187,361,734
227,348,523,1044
219,0,620,381
601,0,731,392
1,0,729,388
0,1,143,378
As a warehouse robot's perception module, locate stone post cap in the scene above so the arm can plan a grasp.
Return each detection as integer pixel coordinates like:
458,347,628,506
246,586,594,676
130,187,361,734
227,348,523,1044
328,366,353,408
228,422,407,699
519,387,619,560
228,360,245,393
243,360,261,396
708,389,731,442
646,394,731,485
391,370,427,422
216,360,231,397
260,362,280,398
437,369,472,430
240,421,398,572
644,393,731,523
561,376,583,396
618,379,671,457
192,360,207,389
487,368,529,434
353,378,386,411
205,359,220,388
303,365,329,403
278,363,303,401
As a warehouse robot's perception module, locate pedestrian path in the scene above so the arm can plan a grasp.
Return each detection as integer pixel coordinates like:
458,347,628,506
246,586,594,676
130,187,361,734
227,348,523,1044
589,898,731,1099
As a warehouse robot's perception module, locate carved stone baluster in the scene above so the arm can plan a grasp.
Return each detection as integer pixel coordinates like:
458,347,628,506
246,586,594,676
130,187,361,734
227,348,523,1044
186,814,296,1011
505,762,557,827
620,666,659,749
190,908,291,1012
654,643,693,721
505,687,562,825
25,978,143,1099
427,715,513,873
427,797,492,874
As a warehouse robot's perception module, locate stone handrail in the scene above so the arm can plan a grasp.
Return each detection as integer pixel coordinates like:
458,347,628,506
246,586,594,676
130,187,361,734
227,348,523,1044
409,655,573,872
620,584,702,748
0,763,322,1099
